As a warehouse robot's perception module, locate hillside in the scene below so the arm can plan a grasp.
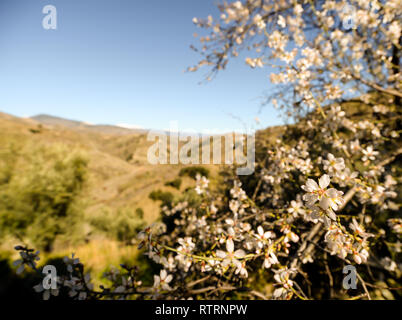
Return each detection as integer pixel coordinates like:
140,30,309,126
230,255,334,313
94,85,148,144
0,111,226,285
0,111,221,231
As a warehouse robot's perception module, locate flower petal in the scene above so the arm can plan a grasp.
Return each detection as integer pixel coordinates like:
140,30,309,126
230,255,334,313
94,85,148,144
165,274,173,284
234,249,246,258
319,174,330,189
216,250,227,259
226,239,234,253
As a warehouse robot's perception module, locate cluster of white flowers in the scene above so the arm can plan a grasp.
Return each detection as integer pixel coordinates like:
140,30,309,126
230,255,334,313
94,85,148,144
13,247,40,275
273,268,297,299
301,174,344,224
13,246,97,300
388,218,402,235
153,269,173,291
195,174,210,195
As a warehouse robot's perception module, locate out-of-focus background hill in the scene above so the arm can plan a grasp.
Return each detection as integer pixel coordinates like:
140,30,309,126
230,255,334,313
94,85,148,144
0,111,222,288
1,111,220,223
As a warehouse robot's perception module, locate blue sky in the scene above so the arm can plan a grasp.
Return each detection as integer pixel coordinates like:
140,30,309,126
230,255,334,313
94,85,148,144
0,0,282,133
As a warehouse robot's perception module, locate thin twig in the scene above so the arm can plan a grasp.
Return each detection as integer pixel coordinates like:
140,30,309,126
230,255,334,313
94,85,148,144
356,272,372,300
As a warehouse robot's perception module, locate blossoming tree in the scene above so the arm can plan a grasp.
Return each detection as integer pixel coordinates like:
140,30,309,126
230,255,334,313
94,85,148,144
15,0,401,300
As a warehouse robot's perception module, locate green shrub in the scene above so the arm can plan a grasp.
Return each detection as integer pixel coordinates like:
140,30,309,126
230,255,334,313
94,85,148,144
0,143,88,251
164,178,182,190
135,208,144,219
90,207,146,243
149,190,174,206
178,166,209,179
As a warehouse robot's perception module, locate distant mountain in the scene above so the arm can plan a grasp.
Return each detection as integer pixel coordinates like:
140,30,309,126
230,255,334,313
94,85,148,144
30,114,239,137
31,114,147,135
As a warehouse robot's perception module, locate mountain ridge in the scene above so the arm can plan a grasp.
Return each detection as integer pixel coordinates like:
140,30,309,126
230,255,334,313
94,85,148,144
30,114,148,135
